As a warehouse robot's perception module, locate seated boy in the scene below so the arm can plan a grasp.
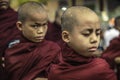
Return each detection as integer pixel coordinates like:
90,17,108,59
4,1,60,80
48,6,117,80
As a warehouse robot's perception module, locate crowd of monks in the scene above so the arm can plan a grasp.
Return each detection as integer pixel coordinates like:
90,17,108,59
0,0,120,80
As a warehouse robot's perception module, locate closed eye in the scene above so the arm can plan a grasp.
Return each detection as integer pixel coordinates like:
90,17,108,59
82,29,93,37
96,29,101,36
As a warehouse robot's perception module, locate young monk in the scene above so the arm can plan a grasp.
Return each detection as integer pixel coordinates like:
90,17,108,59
48,6,117,80
4,1,60,80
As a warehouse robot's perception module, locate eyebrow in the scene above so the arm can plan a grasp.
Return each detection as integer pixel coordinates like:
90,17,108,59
96,28,101,31
83,28,101,32
34,22,48,25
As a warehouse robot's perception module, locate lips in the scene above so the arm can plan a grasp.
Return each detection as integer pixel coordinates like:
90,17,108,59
35,36,44,40
88,47,97,52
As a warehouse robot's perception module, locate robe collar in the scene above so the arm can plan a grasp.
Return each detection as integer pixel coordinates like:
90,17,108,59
61,43,94,65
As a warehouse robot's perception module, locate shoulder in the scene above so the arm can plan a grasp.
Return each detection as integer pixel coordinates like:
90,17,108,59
93,58,109,67
93,58,117,80
110,35,120,46
91,58,115,73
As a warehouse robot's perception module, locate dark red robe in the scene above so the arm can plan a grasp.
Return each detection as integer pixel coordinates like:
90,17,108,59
5,34,60,80
45,22,62,42
0,7,19,80
102,35,120,80
0,7,19,54
48,43,117,80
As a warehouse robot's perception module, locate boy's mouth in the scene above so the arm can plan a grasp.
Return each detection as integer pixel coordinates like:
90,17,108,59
88,47,97,52
35,36,44,40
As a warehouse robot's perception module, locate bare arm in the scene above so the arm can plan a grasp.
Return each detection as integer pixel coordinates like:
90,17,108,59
34,78,48,80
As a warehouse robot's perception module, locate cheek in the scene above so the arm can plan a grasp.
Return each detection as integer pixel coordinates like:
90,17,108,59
44,28,48,34
23,28,35,37
44,26,48,33
72,38,87,50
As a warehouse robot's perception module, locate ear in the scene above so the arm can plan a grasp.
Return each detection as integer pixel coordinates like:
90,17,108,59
16,21,23,31
62,31,70,43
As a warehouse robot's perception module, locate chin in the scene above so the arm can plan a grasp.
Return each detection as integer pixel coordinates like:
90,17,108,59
0,6,8,10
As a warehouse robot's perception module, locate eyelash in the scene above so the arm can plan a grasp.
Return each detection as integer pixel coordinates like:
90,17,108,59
82,33,90,36
82,31,101,37
96,32,101,35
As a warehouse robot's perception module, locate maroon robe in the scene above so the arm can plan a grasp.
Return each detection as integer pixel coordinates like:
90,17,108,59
48,43,117,80
102,35,120,80
0,65,6,80
45,22,62,42
0,7,19,54
0,7,19,80
5,34,60,80
102,35,120,67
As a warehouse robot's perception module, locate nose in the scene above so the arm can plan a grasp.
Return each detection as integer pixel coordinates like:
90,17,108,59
90,33,98,43
37,27,44,34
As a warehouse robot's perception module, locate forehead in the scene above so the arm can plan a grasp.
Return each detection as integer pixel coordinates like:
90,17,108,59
73,21,100,31
26,12,48,23
76,13,100,28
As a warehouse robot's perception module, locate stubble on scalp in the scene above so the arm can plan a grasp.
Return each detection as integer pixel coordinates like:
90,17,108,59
61,6,100,32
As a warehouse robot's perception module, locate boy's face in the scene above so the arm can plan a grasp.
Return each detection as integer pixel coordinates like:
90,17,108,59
17,12,48,42
63,17,101,57
0,0,9,10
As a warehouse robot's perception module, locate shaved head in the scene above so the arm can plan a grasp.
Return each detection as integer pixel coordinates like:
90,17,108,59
18,1,47,23
61,6,99,32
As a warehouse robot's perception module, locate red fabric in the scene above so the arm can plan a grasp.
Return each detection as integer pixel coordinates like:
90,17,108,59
0,7,19,80
45,22,62,42
5,34,60,80
102,35,120,67
0,65,6,80
102,35,120,80
48,43,117,80
116,65,120,80
0,7,19,55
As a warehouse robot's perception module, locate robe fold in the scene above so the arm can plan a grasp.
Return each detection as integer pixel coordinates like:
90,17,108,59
102,35,120,67
45,22,62,42
0,7,19,54
48,43,117,80
5,34,60,80
0,7,19,80
102,35,120,80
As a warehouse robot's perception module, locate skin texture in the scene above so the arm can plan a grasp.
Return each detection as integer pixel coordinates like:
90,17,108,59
17,12,48,43
16,2,48,43
62,6,101,57
34,78,48,80
15,2,48,80
0,0,9,10
48,6,117,80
